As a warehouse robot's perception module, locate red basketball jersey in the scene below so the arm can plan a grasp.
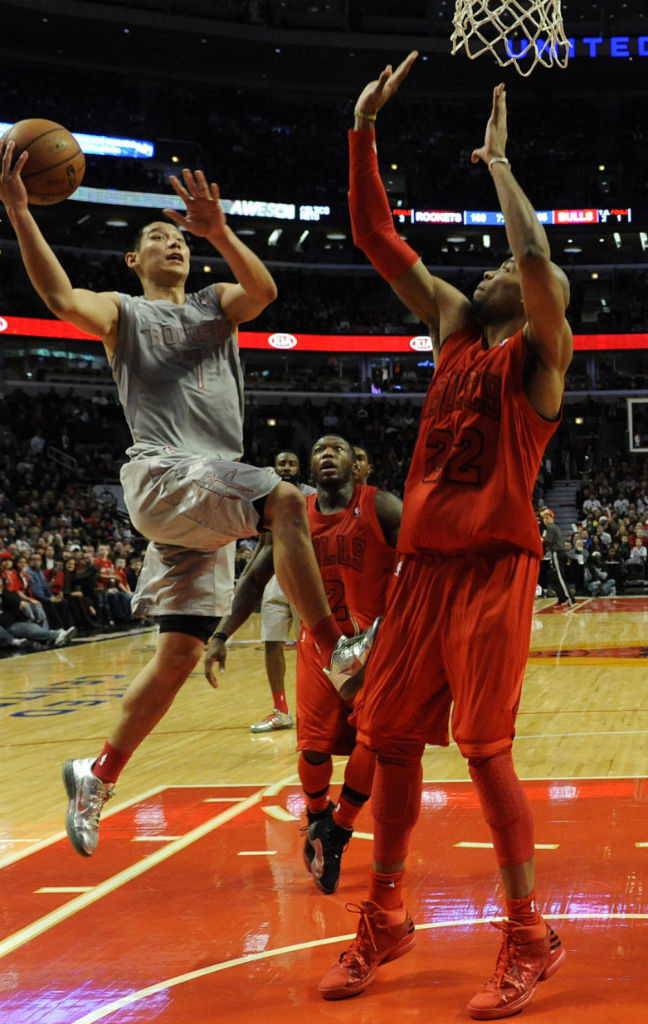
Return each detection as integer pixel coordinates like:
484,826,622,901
398,326,558,559
305,485,395,635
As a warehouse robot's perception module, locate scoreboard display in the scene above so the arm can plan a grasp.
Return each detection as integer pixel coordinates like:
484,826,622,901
395,208,633,227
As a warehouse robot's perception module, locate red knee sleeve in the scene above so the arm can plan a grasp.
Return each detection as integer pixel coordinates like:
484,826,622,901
469,751,535,867
372,756,423,865
348,130,419,282
343,742,376,798
298,753,332,798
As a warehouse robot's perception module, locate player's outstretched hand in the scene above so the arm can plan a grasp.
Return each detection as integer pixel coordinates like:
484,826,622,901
164,168,227,238
204,634,228,689
0,139,29,211
471,83,508,167
354,50,418,121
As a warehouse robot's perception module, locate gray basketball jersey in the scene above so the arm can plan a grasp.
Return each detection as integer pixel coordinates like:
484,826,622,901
111,286,244,461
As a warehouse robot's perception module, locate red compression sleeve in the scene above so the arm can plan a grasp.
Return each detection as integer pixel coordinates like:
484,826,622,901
469,751,535,868
348,128,419,282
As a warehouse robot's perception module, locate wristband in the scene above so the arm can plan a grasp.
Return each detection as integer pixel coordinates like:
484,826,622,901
354,109,377,122
488,156,510,170
210,631,228,643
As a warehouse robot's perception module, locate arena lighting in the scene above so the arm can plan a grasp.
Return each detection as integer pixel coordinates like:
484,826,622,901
68,186,298,220
1,316,647,354
0,123,154,159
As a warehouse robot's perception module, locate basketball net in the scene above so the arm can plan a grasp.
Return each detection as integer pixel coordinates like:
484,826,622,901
451,0,570,77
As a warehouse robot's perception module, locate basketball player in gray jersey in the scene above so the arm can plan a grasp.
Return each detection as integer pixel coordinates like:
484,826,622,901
0,153,377,857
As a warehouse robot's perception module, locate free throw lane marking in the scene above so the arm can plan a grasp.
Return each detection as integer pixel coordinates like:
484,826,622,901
455,841,560,850
262,804,299,822
35,886,93,894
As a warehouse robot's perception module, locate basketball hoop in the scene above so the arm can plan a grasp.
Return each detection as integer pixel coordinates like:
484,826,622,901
451,0,570,77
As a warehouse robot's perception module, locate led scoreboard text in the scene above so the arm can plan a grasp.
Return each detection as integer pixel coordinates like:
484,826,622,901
394,208,632,226
525,36,648,59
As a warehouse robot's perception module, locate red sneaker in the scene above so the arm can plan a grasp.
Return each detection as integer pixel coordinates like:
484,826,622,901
467,918,565,1020
318,900,416,1000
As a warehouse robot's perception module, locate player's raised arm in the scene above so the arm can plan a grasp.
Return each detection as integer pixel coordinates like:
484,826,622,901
0,141,120,346
349,52,471,344
471,84,572,418
164,168,277,327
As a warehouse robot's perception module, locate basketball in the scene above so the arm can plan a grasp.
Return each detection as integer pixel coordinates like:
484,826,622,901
0,118,85,205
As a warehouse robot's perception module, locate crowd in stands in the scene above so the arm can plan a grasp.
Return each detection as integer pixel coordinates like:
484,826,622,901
549,455,648,597
3,373,648,659
0,543,139,654
0,385,427,658
5,243,648,347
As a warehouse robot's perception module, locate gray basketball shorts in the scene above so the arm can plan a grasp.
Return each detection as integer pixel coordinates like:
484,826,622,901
261,574,300,642
132,540,235,618
121,453,280,551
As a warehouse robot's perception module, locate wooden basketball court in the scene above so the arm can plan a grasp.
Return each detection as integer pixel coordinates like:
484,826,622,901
2,596,648,1022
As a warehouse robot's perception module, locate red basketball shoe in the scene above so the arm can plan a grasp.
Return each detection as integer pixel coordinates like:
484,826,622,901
318,900,416,1000
467,918,565,1020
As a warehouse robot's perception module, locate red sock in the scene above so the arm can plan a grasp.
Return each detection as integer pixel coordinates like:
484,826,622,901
369,869,406,912
309,614,343,664
506,892,541,927
334,791,365,831
93,741,131,786
272,689,289,714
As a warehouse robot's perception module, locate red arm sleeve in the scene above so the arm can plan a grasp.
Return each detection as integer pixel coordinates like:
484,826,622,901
348,128,419,282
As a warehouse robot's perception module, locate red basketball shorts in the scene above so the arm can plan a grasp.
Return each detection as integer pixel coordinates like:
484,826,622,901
355,548,539,760
296,628,357,756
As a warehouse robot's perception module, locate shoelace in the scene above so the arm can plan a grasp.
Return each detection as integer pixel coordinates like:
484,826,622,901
338,902,381,966
487,920,527,990
255,711,285,726
86,782,113,828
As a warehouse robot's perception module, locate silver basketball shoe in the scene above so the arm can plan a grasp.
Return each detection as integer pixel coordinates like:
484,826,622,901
63,757,114,856
324,617,381,699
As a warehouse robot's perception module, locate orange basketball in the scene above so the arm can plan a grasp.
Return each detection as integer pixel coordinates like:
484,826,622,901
0,118,85,205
